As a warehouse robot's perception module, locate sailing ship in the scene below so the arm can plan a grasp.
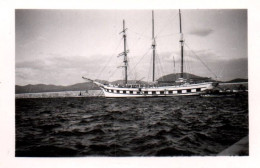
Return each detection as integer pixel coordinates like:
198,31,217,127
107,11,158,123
83,10,218,98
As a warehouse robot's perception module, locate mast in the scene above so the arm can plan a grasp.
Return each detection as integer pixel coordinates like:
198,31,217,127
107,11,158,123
152,10,156,82
179,9,184,78
119,20,128,85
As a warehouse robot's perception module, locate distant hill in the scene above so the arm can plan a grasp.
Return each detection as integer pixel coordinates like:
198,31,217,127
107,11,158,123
15,74,248,94
224,78,248,83
157,73,216,83
95,79,109,85
15,82,100,94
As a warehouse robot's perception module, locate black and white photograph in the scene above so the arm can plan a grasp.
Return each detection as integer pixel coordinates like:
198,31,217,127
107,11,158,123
1,0,260,168
15,9,248,157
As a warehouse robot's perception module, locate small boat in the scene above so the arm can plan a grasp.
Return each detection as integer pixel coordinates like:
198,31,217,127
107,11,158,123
78,91,82,96
83,10,218,98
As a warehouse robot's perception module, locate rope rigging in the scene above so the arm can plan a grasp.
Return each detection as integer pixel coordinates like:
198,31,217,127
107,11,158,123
95,38,123,81
128,47,152,76
147,50,153,83
155,12,179,39
95,10,218,84
184,42,218,79
155,33,179,39
155,50,165,82
128,30,151,39
184,50,191,79
109,11,180,83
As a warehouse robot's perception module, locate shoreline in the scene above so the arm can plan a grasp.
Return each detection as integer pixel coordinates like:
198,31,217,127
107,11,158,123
15,90,103,98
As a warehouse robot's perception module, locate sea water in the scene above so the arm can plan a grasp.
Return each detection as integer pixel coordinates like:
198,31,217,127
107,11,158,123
15,95,248,156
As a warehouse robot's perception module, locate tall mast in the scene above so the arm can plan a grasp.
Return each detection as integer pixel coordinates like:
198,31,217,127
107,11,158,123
119,20,128,85
179,9,184,78
152,10,156,82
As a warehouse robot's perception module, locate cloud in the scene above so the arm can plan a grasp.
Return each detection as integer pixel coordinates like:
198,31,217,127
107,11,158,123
189,28,214,36
16,53,114,70
15,53,123,85
138,50,247,81
16,60,45,70
157,49,220,63
16,50,248,85
214,58,248,81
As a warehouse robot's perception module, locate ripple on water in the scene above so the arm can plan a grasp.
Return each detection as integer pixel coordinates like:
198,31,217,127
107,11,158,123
15,96,248,156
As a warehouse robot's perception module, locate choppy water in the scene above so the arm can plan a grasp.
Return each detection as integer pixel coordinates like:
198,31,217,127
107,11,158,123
15,95,248,156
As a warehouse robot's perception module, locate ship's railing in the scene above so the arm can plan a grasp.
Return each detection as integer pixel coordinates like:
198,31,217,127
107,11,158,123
104,81,212,89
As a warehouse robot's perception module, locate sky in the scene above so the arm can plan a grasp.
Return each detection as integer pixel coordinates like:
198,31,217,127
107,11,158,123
15,9,247,86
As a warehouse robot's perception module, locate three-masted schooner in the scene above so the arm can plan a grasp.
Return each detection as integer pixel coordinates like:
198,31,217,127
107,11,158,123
83,10,217,98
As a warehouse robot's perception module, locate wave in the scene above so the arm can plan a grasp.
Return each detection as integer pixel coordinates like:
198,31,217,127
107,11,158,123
15,96,248,156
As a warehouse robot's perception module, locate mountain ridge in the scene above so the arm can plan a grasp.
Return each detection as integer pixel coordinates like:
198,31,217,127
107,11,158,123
15,82,100,94
15,73,248,94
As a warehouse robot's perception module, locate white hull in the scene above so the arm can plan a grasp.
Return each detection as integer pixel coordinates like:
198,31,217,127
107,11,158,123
99,82,215,98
